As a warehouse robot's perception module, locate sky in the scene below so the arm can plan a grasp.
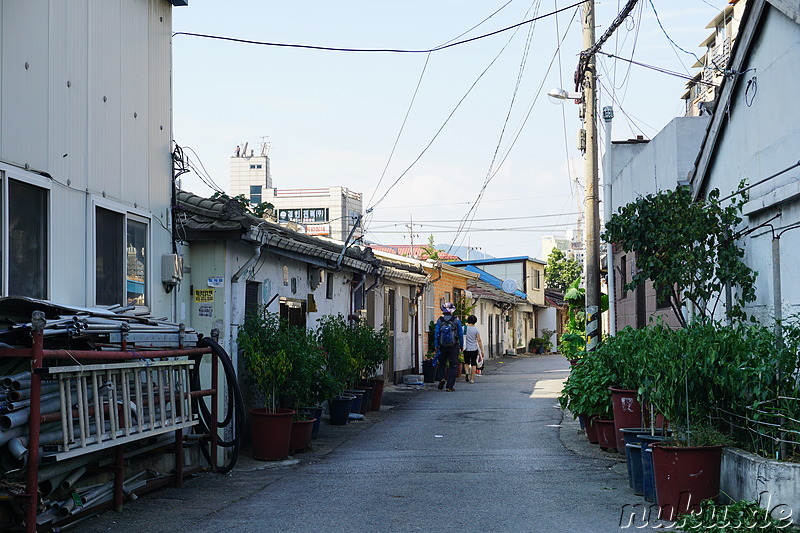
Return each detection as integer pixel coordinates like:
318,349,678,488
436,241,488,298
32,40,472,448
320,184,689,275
172,0,730,261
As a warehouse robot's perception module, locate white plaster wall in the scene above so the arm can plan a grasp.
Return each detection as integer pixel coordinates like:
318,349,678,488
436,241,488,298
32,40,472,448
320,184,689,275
609,116,710,212
699,7,800,321
537,307,558,351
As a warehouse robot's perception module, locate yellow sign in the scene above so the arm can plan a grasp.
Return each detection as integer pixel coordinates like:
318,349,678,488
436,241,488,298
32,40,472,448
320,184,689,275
195,289,214,303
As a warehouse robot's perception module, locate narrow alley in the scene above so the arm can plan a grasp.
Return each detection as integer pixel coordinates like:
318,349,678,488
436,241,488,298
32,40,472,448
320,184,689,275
77,354,644,533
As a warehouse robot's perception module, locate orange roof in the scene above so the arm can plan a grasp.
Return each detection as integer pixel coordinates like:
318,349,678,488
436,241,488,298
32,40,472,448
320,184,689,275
369,244,461,261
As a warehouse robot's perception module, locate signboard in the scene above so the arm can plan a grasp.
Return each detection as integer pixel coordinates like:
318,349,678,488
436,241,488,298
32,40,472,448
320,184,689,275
207,276,224,288
278,208,329,224
305,224,330,236
198,304,213,317
195,289,214,303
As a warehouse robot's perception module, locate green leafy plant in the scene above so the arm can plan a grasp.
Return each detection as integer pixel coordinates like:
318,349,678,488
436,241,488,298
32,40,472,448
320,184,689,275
602,185,756,328
677,499,793,532
544,247,583,292
210,191,274,219
238,309,295,413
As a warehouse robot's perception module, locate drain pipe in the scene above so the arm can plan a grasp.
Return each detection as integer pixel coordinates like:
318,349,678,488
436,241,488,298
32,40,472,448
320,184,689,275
230,237,264,356
602,106,616,336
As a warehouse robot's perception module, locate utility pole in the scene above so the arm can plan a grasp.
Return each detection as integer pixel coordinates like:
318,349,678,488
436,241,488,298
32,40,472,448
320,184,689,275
582,0,602,351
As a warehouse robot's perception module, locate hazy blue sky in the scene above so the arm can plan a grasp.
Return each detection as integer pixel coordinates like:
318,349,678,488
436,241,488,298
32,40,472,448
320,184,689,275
173,0,729,259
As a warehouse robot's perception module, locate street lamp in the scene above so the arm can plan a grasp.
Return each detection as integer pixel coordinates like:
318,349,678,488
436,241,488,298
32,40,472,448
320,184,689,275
547,87,583,103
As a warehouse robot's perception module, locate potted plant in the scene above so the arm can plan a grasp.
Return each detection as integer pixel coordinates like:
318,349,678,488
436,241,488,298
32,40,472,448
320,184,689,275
238,308,296,460
559,347,616,447
316,314,357,424
528,337,544,354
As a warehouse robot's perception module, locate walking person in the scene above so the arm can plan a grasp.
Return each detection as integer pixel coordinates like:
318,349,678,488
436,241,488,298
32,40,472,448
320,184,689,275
463,315,485,384
435,302,463,392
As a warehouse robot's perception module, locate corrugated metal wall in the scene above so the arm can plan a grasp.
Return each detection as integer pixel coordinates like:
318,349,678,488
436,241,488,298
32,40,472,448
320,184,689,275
0,0,174,315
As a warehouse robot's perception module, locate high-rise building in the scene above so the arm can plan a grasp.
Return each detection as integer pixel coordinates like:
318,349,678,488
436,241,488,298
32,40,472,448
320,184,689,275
230,142,272,204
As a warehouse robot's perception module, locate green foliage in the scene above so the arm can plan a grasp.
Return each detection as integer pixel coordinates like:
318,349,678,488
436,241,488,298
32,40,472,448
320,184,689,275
559,349,617,419
210,191,274,219
421,234,441,261
238,308,320,414
602,186,756,327
544,247,583,292
558,279,609,360
677,499,792,532
316,314,390,390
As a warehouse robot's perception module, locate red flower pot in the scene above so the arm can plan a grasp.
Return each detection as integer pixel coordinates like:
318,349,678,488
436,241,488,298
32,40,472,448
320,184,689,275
289,418,316,453
610,387,642,453
249,408,295,461
592,417,617,450
368,378,385,411
579,414,599,444
651,443,723,521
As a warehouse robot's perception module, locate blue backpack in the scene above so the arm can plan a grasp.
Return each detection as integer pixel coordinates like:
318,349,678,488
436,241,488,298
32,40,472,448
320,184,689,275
438,316,459,348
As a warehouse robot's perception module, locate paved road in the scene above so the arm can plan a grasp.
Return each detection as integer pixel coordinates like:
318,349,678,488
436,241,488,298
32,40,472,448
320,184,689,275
76,354,652,532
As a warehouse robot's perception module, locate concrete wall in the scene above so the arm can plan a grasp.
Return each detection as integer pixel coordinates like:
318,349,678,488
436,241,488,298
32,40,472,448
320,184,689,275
607,116,710,330
721,447,800,526
698,6,800,322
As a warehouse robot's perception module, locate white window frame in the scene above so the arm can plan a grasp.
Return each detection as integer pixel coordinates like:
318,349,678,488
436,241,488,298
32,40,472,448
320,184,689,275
0,163,52,299
90,197,152,310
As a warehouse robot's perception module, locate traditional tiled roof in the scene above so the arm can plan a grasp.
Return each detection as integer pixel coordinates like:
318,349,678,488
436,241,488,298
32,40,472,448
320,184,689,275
369,244,461,261
176,191,428,283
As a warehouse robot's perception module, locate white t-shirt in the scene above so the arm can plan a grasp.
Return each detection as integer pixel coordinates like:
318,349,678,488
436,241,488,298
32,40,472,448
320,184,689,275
464,325,480,351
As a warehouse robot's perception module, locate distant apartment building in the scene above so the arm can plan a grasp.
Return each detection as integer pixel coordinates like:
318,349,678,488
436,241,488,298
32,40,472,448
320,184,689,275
682,0,747,116
228,143,363,241
265,187,363,242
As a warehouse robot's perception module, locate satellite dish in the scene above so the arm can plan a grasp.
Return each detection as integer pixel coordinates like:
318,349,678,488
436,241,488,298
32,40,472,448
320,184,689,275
502,279,517,294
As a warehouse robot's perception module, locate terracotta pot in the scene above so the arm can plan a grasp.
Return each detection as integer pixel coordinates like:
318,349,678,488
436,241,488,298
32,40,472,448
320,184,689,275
592,417,617,450
651,443,723,521
249,408,295,461
609,387,642,453
368,378,385,410
289,418,316,453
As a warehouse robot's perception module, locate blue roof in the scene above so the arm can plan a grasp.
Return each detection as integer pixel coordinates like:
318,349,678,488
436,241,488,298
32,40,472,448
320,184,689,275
461,265,527,299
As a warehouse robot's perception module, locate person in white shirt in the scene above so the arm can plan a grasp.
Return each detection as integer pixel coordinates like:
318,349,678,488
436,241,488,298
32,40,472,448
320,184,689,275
463,315,485,384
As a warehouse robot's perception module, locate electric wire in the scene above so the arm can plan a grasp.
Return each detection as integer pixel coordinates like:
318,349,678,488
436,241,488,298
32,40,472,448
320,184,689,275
447,0,543,255
597,51,720,86
373,211,581,224
367,4,542,215
447,7,579,253
172,2,584,55
365,2,521,233
553,0,577,231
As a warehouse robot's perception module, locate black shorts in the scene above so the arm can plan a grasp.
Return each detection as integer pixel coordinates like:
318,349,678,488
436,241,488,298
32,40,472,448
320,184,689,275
463,350,479,366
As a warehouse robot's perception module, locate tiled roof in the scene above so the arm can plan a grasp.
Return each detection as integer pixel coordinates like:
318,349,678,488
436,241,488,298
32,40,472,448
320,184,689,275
176,191,428,283
369,244,461,261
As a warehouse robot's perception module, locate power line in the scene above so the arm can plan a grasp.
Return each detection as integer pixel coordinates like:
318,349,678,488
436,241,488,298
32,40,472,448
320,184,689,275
172,2,584,55
449,5,579,253
597,51,720,86
373,211,581,224
366,2,518,223
448,0,544,255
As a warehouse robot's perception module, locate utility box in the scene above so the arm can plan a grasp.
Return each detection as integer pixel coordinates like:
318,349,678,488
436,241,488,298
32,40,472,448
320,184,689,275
161,254,183,285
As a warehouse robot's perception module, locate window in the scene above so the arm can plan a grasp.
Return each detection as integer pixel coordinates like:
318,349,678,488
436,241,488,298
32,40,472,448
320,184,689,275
326,272,334,299
655,282,672,310
95,207,148,307
532,269,541,290
7,179,48,298
249,185,262,205
619,255,627,299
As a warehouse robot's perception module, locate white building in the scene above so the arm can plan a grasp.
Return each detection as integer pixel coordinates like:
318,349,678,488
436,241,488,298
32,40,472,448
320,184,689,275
0,0,183,319
541,235,571,260
229,143,271,204
265,186,363,241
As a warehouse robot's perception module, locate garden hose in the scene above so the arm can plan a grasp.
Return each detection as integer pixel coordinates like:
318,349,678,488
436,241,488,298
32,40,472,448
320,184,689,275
190,337,244,474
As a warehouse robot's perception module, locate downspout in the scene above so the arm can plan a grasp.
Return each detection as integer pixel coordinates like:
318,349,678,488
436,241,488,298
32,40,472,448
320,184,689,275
602,106,616,336
230,242,263,355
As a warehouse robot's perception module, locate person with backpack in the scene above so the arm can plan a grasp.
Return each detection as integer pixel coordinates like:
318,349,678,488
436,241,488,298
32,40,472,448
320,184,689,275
434,302,463,392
